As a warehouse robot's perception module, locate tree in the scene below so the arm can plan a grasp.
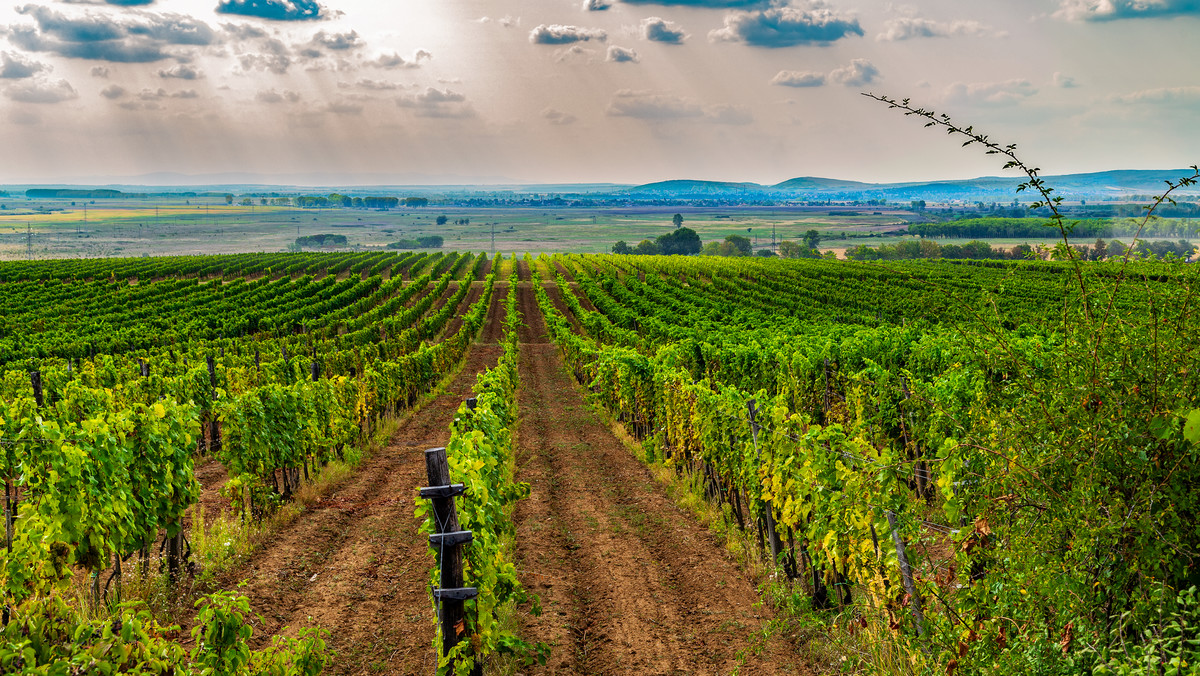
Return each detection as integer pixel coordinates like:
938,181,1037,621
633,239,660,255
911,199,926,211
778,240,803,258
1093,238,1108,261
655,227,701,255
436,215,448,225
239,198,252,206
1010,243,1034,259
802,229,821,250
724,235,751,256
1107,239,1126,258
672,213,684,229
224,194,233,205
612,240,632,255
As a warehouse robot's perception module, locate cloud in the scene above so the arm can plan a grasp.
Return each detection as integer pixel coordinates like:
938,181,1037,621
828,58,878,86
364,50,430,69
770,69,825,87
706,103,753,124
158,63,202,79
339,78,403,90
584,0,611,9
621,0,768,6
216,0,327,21
5,77,78,103
875,17,992,41
529,24,607,44
135,87,198,100
221,22,269,40
1053,72,1077,88
605,89,751,123
607,45,640,62
543,108,577,125
945,79,1037,106
478,15,519,27
256,87,300,102
9,5,217,63
311,29,360,50
236,37,290,73
61,0,155,4
90,65,109,77
709,3,863,47
100,83,126,98
324,100,362,115
641,17,687,43
1055,0,1200,21
396,87,474,118
0,51,49,79
1111,85,1200,105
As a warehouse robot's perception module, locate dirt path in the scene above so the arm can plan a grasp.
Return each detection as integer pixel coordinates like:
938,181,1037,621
512,282,808,675
204,288,506,676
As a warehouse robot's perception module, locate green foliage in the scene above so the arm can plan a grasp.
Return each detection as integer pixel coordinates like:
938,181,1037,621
418,263,543,673
655,227,701,255
294,234,347,248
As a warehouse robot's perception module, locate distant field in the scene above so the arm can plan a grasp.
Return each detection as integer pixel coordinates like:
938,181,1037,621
0,195,1183,259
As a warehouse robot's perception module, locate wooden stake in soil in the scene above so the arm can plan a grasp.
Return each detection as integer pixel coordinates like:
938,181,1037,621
747,400,783,563
422,447,480,676
886,510,926,638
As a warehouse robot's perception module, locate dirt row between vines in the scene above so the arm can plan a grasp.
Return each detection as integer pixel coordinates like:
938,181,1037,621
188,275,480,530
188,282,507,675
512,280,809,675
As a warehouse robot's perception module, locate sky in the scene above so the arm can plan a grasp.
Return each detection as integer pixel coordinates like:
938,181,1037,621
0,0,1197,185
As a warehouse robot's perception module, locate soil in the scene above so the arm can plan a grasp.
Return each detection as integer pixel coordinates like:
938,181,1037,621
511,282,809,675
177,273,810,675
195,286,508,675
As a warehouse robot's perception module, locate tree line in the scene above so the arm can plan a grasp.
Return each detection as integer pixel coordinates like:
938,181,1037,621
909,216,1197,239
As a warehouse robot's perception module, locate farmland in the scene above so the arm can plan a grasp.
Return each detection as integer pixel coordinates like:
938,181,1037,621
0,249,1197,675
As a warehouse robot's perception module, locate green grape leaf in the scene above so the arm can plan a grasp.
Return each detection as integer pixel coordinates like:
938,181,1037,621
1184,409,1200,445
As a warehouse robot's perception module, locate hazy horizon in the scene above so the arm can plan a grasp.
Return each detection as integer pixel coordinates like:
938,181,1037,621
1,0,1197,185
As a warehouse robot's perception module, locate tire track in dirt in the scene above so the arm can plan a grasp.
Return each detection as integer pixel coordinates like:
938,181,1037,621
201,287,507,676
512,282,809,675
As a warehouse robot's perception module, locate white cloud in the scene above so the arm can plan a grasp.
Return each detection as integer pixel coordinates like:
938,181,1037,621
607,45,640,62
529,24,607,44
829,58,879,86
1055,0,1200,21
641,17,687,43
875,17,992,41
605,89,751,124
396,87,474,118
945,79,1037,106
543,108,577,125
771,70,825,87
1053,72,1077,88
5,77,78,103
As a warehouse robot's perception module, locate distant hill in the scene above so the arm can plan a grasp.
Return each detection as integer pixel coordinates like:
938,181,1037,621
770,176,876,191
626,169,1200,201
625,180,767,196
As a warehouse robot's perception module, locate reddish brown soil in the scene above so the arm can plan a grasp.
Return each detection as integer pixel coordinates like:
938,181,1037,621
441,282,484,339
512,283,809,675
194,288,507,676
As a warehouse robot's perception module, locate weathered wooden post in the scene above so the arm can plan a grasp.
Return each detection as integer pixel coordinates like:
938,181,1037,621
747,399,783,564
887,510,926,638
421,447,480,676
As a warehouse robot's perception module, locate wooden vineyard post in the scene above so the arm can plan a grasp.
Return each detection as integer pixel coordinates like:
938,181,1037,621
747,400,783,564
886,510,926,638
29,370,44,408
421,447,480,676
206,354,221,456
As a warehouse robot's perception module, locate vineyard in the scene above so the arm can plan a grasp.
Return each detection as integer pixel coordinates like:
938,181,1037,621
0,248,1197,675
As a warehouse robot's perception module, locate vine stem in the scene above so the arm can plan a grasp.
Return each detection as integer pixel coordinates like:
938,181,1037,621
861,92,1092,322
